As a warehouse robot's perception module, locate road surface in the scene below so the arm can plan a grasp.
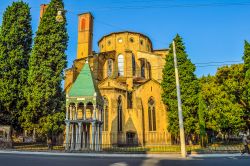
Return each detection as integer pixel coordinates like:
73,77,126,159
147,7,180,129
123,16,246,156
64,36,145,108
0,153,249,166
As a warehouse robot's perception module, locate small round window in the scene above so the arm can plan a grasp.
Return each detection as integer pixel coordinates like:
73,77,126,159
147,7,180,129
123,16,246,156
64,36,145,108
118,38,123,43
130,37,134,43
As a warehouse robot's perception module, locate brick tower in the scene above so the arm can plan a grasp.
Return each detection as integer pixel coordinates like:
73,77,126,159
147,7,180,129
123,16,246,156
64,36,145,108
64,13,94,93
77,13,94,59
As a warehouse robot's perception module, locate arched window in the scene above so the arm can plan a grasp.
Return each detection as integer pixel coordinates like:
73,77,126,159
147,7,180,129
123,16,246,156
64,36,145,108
118,54,124,76
140,59,145,78
78,102,84,119
147,62,151,79
127,92,133,109
107,59,113,77
132,54,136,76
148,97,156,131
103,98,109,131
118,96,123,132
80,18,85,31
69,103,75,120
86,102,93,119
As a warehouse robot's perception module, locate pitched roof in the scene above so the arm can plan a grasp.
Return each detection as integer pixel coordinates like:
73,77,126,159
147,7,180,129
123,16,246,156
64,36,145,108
69,62,96,97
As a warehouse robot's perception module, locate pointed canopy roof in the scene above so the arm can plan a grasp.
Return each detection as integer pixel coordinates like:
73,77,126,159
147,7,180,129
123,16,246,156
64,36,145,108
69,62,96,97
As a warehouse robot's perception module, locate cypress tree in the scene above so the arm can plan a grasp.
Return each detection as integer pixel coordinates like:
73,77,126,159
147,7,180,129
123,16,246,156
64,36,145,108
161,34,199,142
21,0,68,139
0,1,32,130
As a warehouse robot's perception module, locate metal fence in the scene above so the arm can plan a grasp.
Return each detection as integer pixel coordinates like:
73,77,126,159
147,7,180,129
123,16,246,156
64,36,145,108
1,132,247,154
8,142,247,154
101,132,171,146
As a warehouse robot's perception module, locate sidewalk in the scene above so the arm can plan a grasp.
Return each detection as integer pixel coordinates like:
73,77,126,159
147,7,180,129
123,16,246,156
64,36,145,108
189,153,247,158
0,150,182,159
0,150,248,159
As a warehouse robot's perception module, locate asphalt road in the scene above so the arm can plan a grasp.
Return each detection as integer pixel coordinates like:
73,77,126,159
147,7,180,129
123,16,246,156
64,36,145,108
0,154,250,166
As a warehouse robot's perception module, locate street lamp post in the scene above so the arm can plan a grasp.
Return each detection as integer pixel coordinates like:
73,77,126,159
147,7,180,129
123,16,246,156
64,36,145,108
173,41,186,158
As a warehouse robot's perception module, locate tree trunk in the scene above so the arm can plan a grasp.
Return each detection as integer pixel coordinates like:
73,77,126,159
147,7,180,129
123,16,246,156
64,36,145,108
47,135,53,150
32,128,36,142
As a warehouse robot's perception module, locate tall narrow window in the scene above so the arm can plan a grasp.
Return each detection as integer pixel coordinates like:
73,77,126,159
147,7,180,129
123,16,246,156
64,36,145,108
132,54,136,76
80,18,85,31
107,59,113,77
118,96,123,132
118,54,124,76
127,92,133,109
103,98,109,131
141,59,145,78
147,62,151,79
148,97,156,131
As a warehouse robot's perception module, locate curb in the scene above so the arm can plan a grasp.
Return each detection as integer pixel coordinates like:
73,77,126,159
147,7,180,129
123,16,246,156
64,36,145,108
189,153,244,158
0,150,247,159
0,150,182,159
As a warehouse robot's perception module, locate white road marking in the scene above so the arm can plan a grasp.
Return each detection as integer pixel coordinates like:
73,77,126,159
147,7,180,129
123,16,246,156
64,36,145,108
140,158,160,166
110,162,128,166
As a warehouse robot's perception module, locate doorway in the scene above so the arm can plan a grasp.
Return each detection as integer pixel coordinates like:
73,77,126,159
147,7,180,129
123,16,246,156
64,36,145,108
126,132,137,146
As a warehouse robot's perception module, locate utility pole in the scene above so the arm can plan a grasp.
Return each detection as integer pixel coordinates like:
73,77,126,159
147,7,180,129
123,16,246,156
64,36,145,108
173,41,186,158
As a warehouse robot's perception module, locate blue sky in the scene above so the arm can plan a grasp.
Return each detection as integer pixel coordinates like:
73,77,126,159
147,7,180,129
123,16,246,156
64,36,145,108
1,0,250,77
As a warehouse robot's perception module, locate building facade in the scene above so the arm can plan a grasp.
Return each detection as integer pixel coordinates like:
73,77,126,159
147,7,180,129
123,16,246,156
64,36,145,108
62,12,171,150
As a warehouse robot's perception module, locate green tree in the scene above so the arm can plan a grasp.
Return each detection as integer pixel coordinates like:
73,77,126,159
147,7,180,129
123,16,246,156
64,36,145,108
161,34,199,142
39,112,65,142
0,1,32,130
242,41,250,130
200,65,246,137
21,0,68,140
198,93,207,147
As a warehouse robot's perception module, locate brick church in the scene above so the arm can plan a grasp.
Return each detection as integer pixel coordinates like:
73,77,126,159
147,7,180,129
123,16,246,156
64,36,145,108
40,5,171,151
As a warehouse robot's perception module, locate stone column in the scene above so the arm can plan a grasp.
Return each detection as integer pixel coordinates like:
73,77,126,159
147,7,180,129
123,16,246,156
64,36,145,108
101,109,103,122
87,125,89,149
96,105,99,121
69,106,72,120
99,124,103,151
70,124,75,150
66,106,69,120
65,122,70,150
95,124,99,151
91,122,96,150
98,108,101,121
84,105,86,120
93,105,96,120
75,105,78,120
82,124,86,149
77,122,82,150
99,108,102,121
70,105,74,120
81,105,84,120
75,123,79,150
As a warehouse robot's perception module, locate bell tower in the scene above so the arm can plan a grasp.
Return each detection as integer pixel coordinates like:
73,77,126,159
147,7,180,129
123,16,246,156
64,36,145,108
77,13,93,59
